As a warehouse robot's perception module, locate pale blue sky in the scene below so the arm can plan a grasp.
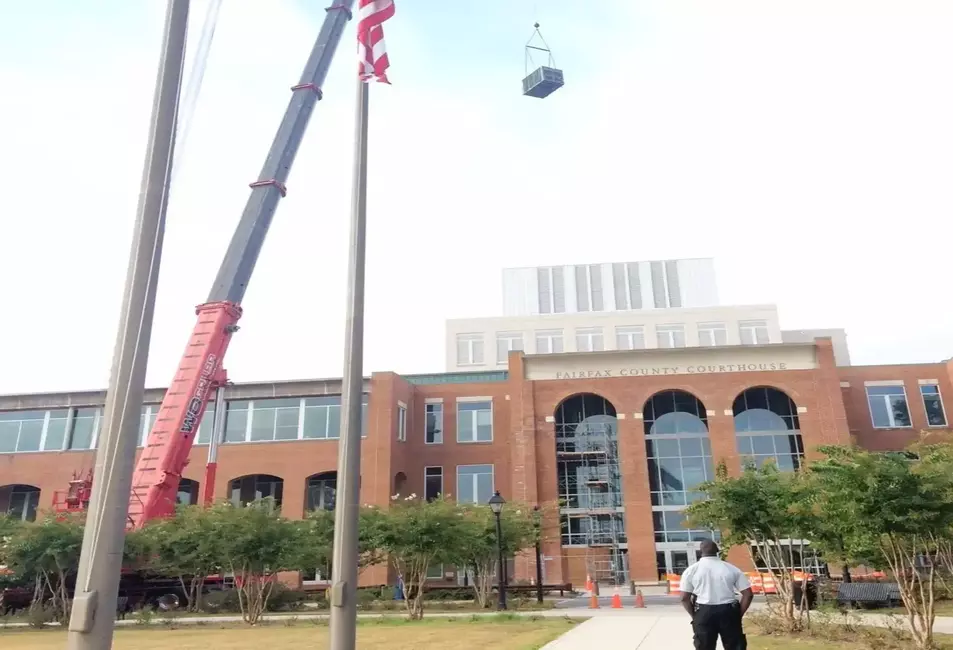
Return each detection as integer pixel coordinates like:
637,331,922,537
1,1,951,393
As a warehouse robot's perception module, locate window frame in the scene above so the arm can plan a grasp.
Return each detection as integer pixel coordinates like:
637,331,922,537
456,333,485,366
495,331,524,364
456,399,494,443
655,324,685,349
865,384,913,430
397,402,407,442
697,322,727,347
739,320,770,345
615,325,645,350
455,463,495,505
535,329,564,354
424,466,444,502
425,400,444,444
575,327,604,352
920,383,948,427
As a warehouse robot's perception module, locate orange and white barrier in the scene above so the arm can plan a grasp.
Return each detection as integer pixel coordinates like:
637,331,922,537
746,571,813,594
666,573,681,595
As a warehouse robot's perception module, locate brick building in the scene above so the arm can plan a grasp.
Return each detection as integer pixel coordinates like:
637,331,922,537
1,337,950,587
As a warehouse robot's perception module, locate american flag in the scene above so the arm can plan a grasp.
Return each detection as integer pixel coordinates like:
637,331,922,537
357,0,395,83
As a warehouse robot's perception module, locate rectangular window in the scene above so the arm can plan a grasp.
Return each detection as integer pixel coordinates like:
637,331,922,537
920,384,948,427
249,398,301,442
139,406,158,447
457,400,493,443
456,464,494,504
425,403,443,444
656,324,685,348
495,331,523,364
426,563,445,580
739,320,770,345
397,404,407,442
575,327,604,352
151,403,215,447
697,322,727,347
615,326,645,350
69,408,100,450
425,466,443,502
537,266,567,314
535,329,564,354
612,262,642,310
0,409,70,453
866,385,913,429
456,333,484,366
575,264,604,312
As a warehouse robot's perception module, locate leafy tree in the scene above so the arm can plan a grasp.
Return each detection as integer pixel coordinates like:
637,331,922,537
452,503,538,608
4,515,84,622
297,506,386,580
365,496,466,619
686,461,811,628
204,499,302,624
810,445,953,650
128,506,225,611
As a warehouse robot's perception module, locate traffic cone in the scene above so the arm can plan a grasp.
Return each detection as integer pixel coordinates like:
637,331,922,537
585,574,593,594
634,589,646,608
588,591,600,609
611,588,623,609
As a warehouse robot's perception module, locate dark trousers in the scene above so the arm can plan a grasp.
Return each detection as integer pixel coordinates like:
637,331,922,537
692,602,747,650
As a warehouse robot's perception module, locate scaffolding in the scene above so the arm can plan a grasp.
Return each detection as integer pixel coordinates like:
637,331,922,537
557,420,629,586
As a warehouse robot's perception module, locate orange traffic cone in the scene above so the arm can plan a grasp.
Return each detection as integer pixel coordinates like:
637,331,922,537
634,589,646,608
611,588,623,609
588,592,600,609
585,574,593,594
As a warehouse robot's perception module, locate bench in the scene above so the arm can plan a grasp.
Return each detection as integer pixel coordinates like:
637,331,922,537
503,583,573,598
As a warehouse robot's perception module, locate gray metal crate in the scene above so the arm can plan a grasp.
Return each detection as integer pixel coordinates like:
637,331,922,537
522,66,565,98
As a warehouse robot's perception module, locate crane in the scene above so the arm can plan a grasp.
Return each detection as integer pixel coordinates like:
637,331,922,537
122,2,357,529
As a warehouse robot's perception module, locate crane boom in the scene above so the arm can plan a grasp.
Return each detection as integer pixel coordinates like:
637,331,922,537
126,2,357,529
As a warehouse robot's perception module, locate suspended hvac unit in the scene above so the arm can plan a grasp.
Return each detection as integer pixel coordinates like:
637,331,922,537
522,23,564,99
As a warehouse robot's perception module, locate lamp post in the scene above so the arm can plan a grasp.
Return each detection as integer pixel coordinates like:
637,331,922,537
533,505,543,604
488,491,507,611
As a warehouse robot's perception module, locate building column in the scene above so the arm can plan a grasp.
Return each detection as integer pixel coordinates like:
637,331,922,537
708,409,741,477
507,352,543,583
617,412,657,582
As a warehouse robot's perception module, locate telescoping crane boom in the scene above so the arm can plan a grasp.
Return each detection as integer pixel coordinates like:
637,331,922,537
124,1,358,529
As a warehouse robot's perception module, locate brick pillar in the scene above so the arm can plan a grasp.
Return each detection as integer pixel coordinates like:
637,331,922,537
507,352,542,583
708,408,740,477
617,413,657,582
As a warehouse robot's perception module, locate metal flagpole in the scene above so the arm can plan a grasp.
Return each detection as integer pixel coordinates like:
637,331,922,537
328,76,370,650
66,2,189,649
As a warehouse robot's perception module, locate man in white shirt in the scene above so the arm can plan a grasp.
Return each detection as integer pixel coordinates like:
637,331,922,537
679,540,754,650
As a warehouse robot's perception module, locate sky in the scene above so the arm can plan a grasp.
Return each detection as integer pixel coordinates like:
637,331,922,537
0,0,951,395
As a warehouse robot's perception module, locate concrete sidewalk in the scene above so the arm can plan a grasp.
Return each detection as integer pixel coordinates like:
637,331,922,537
541,612,696,649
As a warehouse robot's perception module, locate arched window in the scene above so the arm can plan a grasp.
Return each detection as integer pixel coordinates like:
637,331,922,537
733,386,804,471
229,474,283,509
176,478,200,506
643,390,719,579
306,472,337,511
554,393,627,584
1,484,40,522
393,472,408,498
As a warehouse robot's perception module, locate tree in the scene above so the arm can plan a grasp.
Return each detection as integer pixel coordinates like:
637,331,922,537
204,499,302,624
128,506,225,612
810,445,953,650
452,503,538,608
4,515,84,622
686,461,811,628
365,496,467,619
297,506,386,579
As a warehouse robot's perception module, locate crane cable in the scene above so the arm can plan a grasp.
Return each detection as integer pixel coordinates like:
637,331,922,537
82,1,223,583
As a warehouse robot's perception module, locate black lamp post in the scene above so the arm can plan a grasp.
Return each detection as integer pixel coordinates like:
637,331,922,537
533,505,543,604
488,490,507,611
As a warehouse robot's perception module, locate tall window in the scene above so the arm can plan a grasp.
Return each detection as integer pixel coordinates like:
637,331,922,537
650,260,682,308
140,404,216,447
697,322,727,347
456,333,484,365
306,472,337,511
615,326,645,350
575,327,604,352
457,400,492,443
456,464,494,504
866,385,912,429
495,332,523,364
4,485,40,522
536,329,564,354
425,402,443,444
734,386,805,471
575,264,604,312
397,404,407,442
656,324,685,348
537,266,566,314
612,262,642,310
69,408,100,450
229,474,283,509
920,384,948,427
739,320,770,345
425,467,443,502
643,390,713,506
176,478,200,506
303,396,340,440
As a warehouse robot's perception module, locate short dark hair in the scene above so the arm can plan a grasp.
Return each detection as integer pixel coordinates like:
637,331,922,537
699,539,719,557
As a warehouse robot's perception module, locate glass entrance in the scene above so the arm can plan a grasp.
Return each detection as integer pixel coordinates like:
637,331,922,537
655,544,702,579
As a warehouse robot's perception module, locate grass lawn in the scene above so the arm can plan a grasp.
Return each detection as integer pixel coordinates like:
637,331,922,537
0,617,577,650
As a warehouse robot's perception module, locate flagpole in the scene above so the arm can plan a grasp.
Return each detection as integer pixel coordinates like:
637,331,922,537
328,75,370,650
